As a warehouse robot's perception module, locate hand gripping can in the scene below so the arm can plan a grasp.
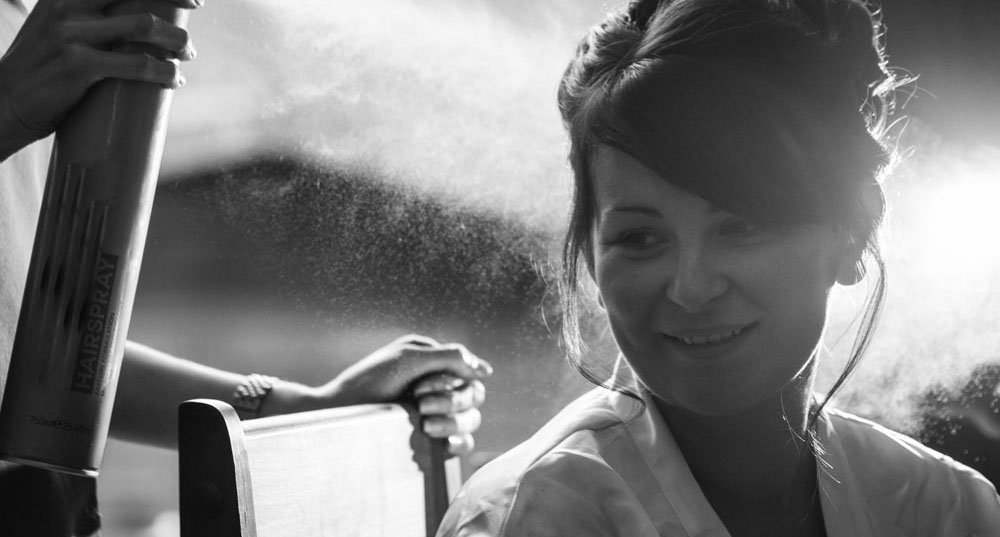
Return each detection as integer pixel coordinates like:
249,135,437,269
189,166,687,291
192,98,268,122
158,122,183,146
0,1,189,477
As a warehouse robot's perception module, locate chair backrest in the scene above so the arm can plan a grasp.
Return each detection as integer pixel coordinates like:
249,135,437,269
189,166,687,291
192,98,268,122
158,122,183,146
178,399,460,537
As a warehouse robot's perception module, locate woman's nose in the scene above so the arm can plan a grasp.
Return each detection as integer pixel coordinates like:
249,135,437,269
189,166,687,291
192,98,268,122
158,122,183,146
665,247,728,313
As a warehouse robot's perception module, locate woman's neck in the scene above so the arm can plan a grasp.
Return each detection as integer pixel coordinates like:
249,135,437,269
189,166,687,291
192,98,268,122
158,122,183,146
655,375,824,535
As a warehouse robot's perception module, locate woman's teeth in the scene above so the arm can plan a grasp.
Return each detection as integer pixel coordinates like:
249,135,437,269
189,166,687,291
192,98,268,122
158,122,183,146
679,327,744,346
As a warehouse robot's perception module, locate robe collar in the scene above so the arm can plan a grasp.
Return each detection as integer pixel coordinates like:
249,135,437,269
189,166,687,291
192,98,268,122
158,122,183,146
603,356,887,537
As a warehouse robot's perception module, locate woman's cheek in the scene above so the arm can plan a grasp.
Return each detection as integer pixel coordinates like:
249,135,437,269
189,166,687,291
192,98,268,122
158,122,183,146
596,253,662,325
595,252,630,306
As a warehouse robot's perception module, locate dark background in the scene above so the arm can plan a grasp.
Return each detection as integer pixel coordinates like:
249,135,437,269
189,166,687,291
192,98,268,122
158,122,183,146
881,0,1000,146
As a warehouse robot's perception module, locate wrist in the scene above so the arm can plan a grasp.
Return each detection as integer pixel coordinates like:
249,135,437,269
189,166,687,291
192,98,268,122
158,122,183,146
256,379,324,418
312,376,370,409
0,101,43,162
231,374,281,419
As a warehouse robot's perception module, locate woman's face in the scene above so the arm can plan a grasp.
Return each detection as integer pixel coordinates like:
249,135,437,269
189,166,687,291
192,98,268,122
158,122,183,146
590,146,846,417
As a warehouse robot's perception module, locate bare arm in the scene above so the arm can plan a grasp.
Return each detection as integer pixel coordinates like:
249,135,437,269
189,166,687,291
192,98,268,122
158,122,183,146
111,336,491,450
109,341,275,448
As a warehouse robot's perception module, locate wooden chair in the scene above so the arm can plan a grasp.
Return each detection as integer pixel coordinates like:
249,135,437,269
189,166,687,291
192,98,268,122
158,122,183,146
177,399,461,537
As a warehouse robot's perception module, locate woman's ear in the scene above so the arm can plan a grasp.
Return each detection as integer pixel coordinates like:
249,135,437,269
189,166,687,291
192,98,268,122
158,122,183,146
835,238,866,286
837,181,884,286
836,257,866,286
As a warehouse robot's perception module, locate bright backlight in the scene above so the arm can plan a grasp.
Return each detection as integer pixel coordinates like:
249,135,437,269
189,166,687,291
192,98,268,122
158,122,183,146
905,177,1000,270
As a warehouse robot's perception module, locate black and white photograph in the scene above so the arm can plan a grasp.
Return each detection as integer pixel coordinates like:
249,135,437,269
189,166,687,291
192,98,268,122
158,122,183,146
1,0,999,535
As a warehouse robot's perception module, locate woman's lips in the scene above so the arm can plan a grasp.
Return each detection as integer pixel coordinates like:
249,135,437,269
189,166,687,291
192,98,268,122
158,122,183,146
660,323,757,359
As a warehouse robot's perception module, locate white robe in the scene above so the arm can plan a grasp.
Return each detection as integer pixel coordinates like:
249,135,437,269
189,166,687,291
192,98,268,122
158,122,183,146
0,0,49,403
438,386,1000,536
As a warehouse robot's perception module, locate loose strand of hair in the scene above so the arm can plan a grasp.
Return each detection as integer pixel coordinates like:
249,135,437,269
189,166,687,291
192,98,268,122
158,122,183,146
810,247,887,426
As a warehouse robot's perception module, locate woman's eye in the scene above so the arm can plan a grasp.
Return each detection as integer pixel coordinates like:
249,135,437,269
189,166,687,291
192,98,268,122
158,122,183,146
605,230,663,249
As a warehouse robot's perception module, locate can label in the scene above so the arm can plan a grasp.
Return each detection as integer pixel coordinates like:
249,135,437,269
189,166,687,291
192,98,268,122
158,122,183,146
72,252,120,395
27,414,94,435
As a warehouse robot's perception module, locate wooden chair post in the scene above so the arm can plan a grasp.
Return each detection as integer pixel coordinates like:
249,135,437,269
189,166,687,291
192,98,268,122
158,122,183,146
406,409,462,536
178,399,256,537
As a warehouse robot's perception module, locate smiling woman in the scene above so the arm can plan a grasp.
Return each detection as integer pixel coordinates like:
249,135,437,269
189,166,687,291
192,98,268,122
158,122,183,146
591,146,848,419
436,1,1000,536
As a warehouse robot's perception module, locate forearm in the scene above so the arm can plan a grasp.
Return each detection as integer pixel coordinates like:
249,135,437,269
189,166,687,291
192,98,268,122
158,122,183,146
109,340,320,449
107,336,489,450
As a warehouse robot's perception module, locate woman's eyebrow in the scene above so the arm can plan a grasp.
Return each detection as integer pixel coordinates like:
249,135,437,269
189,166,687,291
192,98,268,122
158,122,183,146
606,205,661,217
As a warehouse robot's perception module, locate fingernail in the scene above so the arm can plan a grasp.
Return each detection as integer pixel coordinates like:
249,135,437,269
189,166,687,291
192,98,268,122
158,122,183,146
448,435,474,456
418,399,437,414
423,420,445,436
475,359,493,378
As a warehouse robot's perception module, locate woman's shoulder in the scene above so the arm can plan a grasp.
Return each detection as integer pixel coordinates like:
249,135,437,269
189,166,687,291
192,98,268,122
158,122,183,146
823,407,1000,533
825,407,987,482
436,388,652,537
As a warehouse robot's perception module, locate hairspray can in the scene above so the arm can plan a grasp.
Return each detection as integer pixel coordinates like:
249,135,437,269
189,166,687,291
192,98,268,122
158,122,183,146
0,1,188,476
